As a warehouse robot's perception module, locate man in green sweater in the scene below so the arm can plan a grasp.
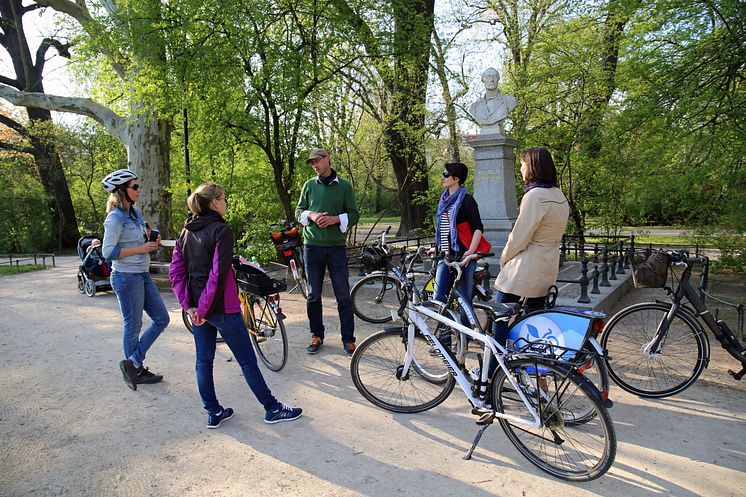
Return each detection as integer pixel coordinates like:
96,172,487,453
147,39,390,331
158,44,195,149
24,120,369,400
295,148,360,356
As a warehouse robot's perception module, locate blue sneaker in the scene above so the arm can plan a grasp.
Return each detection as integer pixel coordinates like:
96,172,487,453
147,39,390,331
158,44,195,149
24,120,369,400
207,407,234,429
265,403,302,424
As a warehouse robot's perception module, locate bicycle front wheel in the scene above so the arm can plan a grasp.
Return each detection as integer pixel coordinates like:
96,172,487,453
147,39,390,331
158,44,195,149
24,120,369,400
248,296,288,372
601,302,707,398
493,358,616,481
350,328,455,413
350,274,403,323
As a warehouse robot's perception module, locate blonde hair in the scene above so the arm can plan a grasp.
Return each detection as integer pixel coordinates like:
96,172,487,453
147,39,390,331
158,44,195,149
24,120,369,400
105,190,128,213
187,183,225,216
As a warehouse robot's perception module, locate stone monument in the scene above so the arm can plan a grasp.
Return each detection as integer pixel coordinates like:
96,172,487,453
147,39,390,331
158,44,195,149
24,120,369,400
467,67,520,254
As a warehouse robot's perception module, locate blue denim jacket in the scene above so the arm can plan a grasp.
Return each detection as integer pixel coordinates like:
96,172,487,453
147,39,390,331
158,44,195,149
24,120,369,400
102,206,150,273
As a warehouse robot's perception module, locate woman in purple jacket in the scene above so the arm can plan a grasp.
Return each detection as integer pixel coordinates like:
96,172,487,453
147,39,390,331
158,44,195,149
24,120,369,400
169,183,302,428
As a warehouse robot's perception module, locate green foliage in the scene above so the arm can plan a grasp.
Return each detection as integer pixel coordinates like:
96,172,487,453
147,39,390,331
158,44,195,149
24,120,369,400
0,264,49,276
0,143,50,252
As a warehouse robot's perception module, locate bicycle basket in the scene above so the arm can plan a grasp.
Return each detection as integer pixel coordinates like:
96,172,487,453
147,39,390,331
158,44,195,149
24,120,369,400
360,244,388,272
632,251,670,288
234,261,288,296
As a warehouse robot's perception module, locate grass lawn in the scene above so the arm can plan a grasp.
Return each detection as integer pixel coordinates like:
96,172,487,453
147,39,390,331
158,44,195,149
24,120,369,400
0,264,49,276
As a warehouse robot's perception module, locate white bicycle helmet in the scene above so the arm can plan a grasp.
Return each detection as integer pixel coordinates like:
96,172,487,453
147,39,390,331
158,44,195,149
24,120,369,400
102,169,138,192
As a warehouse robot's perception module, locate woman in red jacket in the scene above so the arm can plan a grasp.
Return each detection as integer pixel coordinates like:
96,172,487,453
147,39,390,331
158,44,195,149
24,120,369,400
169,183,302,428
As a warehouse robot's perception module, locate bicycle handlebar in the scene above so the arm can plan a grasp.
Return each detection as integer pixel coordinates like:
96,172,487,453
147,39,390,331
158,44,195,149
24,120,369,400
669,249,708,266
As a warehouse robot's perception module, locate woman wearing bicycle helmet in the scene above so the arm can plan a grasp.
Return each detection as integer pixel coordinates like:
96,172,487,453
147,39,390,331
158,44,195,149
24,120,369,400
101,168,169,391
169,183,302,428
493,147,569,344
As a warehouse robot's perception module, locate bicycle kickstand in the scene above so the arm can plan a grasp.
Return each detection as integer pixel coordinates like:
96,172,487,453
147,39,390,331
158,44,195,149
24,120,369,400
463,411,495,460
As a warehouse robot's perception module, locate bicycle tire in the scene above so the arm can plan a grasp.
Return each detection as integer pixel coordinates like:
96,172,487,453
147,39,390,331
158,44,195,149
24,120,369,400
493,357,616,481
248,296,288,372
292,252,308,299
350,328,455,413
350,273,403,323
600,302,707,398
563,341,610,425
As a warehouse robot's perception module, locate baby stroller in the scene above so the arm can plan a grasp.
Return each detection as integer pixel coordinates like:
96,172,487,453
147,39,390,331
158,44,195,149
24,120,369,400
77,236,112,297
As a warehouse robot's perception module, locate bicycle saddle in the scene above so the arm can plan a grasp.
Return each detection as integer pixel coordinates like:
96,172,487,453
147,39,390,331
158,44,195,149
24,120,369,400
472,301,521,319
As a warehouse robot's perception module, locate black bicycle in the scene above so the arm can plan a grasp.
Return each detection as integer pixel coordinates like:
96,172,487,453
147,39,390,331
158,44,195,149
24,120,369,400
600,250,746,398
350,227,493,324
270,220,308,298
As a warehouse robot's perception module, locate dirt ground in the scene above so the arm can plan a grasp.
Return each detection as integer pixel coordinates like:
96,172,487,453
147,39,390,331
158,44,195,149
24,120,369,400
0,257,744,497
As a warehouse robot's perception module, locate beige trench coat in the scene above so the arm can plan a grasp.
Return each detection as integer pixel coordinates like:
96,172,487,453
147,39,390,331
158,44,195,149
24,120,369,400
495,187,569,298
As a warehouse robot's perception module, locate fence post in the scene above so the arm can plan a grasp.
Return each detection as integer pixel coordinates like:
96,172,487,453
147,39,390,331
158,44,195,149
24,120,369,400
578,258,591,304
591,264,601,294
600,250,611,287
616,246,626,274
560,235,567,265
609,256,618,281
622,240,631,269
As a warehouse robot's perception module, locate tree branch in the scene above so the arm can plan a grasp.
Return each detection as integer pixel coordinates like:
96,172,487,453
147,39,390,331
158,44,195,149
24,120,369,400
0,85,126,141
0,140,34,154
35,38,71,72
0,113,28,135
35,0,128,79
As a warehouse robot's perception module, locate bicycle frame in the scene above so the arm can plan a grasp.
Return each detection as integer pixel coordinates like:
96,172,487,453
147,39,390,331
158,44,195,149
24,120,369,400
391,256,547,428
649,258,745,375
410,305,548,429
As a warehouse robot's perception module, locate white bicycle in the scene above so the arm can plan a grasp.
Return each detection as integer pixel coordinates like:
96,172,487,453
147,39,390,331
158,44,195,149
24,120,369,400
350,249,617,481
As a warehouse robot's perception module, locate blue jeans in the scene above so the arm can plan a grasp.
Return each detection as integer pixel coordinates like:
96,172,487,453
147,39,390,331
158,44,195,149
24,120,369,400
433,259,477,328
111,271,169,365
192,312,278,415
491,291,546,345
304,245,355,344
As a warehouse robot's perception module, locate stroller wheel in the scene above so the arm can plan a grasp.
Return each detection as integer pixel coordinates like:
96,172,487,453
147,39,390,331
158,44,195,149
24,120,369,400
85,279,96,297
77,275,86,294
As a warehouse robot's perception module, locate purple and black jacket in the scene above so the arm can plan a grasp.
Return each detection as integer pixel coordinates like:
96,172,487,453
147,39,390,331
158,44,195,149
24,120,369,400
169,210,241,318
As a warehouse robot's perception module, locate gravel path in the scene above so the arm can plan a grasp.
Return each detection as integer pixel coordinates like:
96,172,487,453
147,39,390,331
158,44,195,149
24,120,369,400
0,258,744,496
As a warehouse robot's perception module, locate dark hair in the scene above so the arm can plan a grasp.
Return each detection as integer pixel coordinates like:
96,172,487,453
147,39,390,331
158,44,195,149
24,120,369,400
520,147,558,184
445,162,468,185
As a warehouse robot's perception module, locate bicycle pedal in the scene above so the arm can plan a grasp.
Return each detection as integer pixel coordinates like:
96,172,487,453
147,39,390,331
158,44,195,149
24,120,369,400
475,412,495,425
728,368,745,381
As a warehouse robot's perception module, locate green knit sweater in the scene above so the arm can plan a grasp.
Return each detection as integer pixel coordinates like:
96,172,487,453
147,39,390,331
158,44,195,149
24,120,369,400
295,177,360,246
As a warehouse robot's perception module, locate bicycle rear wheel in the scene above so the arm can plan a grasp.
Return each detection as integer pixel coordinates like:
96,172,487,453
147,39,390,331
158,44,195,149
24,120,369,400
600,302,707,398
350,273,403,323
350,328,455,413
290,252,308,299
564,341,610,425
493,357,616,481
248,296,288,372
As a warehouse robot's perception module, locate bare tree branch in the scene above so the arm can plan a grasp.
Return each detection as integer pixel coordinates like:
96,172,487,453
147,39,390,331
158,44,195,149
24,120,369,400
0,85,126,141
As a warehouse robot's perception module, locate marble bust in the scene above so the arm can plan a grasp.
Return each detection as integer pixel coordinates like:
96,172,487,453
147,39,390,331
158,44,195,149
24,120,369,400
469,67,518,135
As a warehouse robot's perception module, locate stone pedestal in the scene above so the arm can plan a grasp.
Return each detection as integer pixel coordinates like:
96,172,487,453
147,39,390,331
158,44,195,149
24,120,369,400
467,133,519,259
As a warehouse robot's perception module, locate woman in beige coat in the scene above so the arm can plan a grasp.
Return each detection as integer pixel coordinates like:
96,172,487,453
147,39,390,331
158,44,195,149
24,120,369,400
493,147,569,345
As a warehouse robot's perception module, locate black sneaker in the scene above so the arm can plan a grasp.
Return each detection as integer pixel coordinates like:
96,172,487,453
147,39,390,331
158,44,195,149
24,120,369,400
264,403,302,424
207,407,234,429
119,359,138,391
306,336,323,354
136,367,163,384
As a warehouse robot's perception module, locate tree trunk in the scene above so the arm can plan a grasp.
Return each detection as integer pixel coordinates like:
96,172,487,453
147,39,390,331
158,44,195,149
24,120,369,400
124,114,173,238
0,0,80,250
